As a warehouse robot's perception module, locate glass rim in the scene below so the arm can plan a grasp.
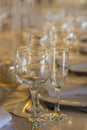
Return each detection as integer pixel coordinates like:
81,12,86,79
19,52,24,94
50,46,69,52
16,45,51,57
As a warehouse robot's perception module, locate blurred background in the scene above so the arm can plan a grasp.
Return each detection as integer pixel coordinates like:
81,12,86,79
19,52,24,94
0,0,87,85
0,0,87,59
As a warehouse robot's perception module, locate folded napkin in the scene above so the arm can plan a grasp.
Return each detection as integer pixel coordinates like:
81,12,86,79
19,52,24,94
0,107,12,128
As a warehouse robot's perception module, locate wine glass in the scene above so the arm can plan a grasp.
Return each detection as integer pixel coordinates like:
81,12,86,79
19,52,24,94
41,47,69,121
23,28,43,46
14,45,51,127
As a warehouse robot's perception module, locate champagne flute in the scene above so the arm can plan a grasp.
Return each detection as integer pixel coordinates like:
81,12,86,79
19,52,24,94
41,47,69,121
14,45,51,127
50,47,69,121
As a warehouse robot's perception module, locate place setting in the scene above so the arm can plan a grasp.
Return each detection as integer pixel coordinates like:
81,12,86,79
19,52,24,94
0,1,87,129
0,26,87,130
38,77,87,113
8,44,87,130
13,75,87,117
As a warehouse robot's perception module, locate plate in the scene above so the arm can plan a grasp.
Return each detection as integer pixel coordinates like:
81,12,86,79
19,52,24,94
69,63,87,75
38,80,87,112
8,78,87,117
79,42,87,54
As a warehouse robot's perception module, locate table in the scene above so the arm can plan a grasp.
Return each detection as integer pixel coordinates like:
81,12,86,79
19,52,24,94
0,11,87,130
0,75,87,130
0,110,87,130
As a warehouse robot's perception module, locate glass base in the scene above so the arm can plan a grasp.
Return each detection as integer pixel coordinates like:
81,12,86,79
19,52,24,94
25,106,47,127
40,111,68,122
27,113,46,128
25,105,48,115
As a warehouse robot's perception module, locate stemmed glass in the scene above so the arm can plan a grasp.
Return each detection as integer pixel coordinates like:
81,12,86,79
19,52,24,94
41,47,69,121
14,45,51,127
51,47,69,121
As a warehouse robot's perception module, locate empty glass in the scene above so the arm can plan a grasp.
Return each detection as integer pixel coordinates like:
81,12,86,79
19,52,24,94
14,45,52,127
41,47,69,121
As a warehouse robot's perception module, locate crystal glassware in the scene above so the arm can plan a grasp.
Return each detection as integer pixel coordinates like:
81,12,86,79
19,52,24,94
14,45,51,127
50,47,69,121
41,47,69,121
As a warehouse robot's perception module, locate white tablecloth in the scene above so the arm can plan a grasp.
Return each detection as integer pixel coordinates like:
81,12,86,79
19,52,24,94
0,110,87,130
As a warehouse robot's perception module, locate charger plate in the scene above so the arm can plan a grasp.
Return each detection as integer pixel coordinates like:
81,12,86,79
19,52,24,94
11,77,87,118
38,77,87,112
79,42,87,54
69,63,87,76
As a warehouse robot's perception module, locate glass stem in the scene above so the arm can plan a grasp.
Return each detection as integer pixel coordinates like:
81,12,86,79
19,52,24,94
31,90,38,117
54,88,61,114
31,90,37,107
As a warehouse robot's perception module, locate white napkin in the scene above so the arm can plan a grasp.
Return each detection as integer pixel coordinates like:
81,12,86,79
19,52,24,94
0,108,12,128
